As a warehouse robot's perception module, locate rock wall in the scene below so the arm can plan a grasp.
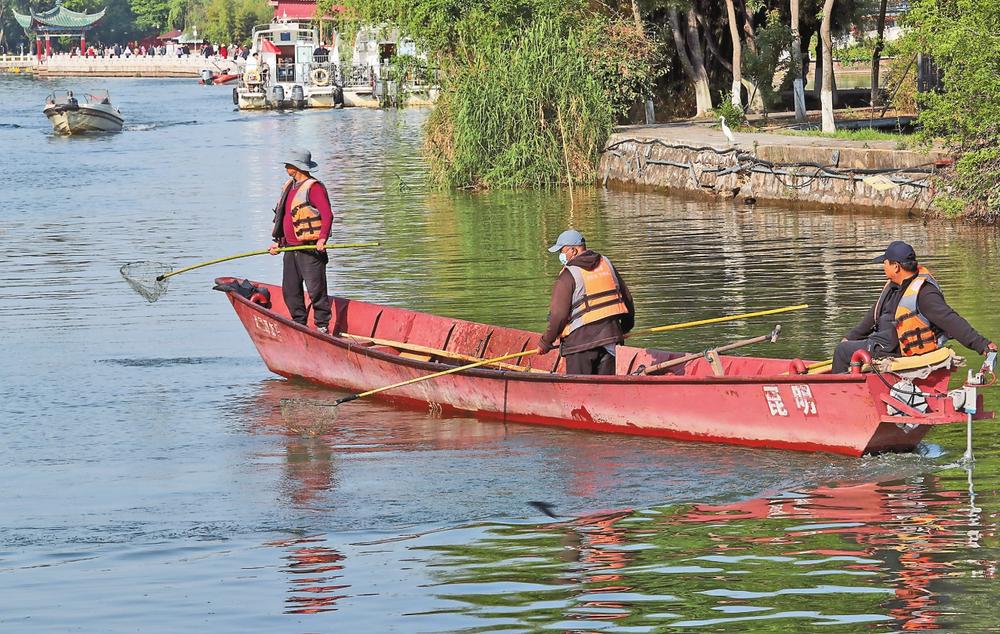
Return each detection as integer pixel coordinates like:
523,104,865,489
599,136,943,213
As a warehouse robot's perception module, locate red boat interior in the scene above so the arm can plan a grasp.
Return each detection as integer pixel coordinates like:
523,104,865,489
253,281,821,379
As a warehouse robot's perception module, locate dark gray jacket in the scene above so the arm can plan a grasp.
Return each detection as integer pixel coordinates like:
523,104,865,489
846,275,990,354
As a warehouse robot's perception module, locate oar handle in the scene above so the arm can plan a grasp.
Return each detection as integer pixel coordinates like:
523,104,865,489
157,241,381,281
338,349,541,405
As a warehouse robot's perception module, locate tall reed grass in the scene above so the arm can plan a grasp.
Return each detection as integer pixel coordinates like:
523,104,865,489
425,18,614,189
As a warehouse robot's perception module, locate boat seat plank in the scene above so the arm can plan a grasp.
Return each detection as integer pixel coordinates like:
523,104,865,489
342,334,543,372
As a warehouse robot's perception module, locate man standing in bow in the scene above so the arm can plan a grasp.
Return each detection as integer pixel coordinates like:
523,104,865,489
538,230,635,375
832,240,996,373
269,149,334,334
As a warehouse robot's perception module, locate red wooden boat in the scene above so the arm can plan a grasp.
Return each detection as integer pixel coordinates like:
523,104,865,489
216,277,993,457
198,73,240,85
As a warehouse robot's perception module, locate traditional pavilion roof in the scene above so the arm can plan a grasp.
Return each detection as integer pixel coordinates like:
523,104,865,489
13,1,106,33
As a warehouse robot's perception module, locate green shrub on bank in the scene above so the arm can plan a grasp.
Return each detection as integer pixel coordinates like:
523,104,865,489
424,18,613,190
908,0,1000,220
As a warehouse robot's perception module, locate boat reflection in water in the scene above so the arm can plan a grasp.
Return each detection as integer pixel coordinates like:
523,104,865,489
266,535,348,615
239,379,997,629
419,475,996,631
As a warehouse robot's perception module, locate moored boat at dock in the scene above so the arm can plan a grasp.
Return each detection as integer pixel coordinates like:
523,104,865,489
235,20,343,110
217,277,994,457
43,89,123,134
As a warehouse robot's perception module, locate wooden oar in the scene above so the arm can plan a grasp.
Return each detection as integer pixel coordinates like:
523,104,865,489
636,325,781,376
333,349,541,405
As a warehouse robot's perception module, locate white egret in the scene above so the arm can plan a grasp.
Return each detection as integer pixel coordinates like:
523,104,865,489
720,115,736,146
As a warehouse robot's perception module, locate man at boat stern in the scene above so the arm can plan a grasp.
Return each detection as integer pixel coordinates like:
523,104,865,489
538,230,635,375
832,240,996,373
268,149,334,334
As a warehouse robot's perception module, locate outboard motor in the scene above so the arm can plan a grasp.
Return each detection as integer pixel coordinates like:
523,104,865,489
333,85,344,109
290,85,305,109
271,84,285,107
200,68,213,84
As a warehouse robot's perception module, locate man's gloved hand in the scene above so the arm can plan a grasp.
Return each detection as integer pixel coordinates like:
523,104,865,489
537,338,553,355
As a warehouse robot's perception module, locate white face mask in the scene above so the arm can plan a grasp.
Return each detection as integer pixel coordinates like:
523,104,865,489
559,252,569,265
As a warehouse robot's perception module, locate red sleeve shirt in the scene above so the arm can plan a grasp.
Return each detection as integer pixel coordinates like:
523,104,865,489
281,180,333,245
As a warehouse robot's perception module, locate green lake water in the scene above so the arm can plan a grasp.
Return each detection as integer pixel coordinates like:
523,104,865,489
1,75,999,632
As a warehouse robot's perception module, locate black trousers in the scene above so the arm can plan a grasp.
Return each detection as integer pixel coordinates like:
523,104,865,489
564,347,616,376
832,340,871,373
282,250,330,329
832,338,902,373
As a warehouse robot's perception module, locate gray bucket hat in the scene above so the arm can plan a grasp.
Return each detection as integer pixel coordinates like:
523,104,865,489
547,229,586,252
284,148,318,172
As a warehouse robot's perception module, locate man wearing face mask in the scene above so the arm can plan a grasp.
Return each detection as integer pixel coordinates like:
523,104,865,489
537,230,636,375
832,240,996,373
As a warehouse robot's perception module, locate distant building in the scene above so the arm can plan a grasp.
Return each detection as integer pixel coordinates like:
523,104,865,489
13,1,105,61
268,0,344,21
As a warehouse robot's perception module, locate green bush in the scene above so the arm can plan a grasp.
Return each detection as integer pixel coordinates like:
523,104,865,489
908,0,1000,220
713,93,746,128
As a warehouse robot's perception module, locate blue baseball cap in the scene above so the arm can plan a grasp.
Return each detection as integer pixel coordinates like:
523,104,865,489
872,241,917,264
548,229,586,253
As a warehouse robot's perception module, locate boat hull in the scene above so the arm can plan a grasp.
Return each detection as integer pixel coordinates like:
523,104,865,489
219,279,992,456
237,86,340,110
44,103,123,134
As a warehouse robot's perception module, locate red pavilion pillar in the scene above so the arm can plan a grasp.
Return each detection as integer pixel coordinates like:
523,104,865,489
45,34,52,59
36,37,43,62
80,34,86,56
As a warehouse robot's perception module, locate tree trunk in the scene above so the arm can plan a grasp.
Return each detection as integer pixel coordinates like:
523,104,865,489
790,0,807,121
870,0,889,107
735,0,758,54
668,7,712,117
631,0,656,124
820,0,836,133
684,7,714,116
813,33,836,102
724,0,743,111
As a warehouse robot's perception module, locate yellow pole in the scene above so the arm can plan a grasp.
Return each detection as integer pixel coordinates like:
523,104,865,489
334,349,541,405
633,304,809,336
158,242,381,281
332,304,812,406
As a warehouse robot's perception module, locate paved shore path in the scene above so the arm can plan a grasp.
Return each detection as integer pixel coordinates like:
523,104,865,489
612,117,924,153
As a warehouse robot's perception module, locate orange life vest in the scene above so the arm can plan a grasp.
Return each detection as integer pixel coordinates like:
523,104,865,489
283,178,323,242
872,266,949,356
561,256,629,337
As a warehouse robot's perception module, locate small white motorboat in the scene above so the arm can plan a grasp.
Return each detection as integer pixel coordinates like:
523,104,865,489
44,90,124,135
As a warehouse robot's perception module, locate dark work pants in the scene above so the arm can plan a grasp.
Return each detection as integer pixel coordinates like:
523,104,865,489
832,340,870,373
564,348,616,376
282,250,330,329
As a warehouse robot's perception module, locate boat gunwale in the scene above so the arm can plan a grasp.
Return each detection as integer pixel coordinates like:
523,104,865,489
225,284,872,386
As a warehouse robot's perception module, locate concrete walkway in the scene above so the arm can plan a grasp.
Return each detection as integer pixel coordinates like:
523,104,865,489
614,119,917,153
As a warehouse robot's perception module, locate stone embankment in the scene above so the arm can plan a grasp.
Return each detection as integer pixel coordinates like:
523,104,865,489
600,122,945,213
